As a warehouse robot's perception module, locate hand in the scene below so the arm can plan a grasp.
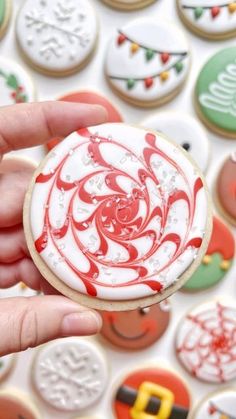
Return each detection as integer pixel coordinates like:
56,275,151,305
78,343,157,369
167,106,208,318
0,101,108,356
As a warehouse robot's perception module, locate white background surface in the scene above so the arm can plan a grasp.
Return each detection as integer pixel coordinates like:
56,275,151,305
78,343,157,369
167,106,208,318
0,0,236,418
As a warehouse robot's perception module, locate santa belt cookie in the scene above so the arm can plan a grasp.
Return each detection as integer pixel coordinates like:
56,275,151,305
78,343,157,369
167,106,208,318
116,382,188,419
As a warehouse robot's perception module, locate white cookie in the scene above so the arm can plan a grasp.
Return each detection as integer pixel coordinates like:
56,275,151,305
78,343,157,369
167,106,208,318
142,112,210,172
177,0,236,40
32,338,109,412
0,354,15,383
190,388,236,418
16,0,98,76
101,0,157,11
105,18,190,107
176,299,236,383
0,56,35,105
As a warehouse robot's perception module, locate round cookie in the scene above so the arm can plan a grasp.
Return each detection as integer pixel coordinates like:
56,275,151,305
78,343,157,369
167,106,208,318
195,47,236,139
215,152,236,225
101,0,157,11
105,19,191,108
189,388,236,419
32,338,108,412
0,354,15,383
0,0,11,40
24,123,211,311
177,0,236,40
142,112,209,173
182,216,235,292
176,299,236,383
0,56,35,105
16,0,98,77
100,300,171,350
0,389,41,419
47,90,123,151
113,366,191,418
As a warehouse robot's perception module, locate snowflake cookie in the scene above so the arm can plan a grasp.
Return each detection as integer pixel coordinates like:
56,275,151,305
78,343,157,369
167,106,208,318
176,300,236,383
16,0,98,76
0,56,35,106
105,18,191,107
32,338,109,412
195,47,236,139
189,388,236,419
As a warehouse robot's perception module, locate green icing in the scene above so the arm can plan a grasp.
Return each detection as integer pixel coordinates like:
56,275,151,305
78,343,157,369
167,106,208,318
194,7,204,20
183,253,232,292
196,47,236,133
0,1,6,27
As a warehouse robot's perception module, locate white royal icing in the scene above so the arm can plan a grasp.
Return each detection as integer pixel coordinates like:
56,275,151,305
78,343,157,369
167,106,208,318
176,300,236,383
199,59,236,117
142,112,209,173
33,338,108,412
29,123,208,301
193,389,236,418
105,18,190,104
0,57,34,106
16,0,98,74
0,354,14,382
179,0,236,36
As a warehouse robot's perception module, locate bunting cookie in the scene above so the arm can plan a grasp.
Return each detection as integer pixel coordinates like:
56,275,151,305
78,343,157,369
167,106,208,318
177,0,236,40
195,47,236,139
101,0,157,10
105,19,191,107
113,366,191,418
189,389,236,419
0,389,41,419
24,123,211,311
182,216,235,292
176,300,236,383
0,0,11,39
142,112,210,173
215,152,236,225
16,0,98,76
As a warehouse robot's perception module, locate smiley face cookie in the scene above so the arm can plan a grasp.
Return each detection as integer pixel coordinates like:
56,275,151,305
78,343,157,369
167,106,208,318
24,123,211,311
142,112,210,173
176,300,236,383
189,388,236,419
0,0,11,40
177,0,236,40
0,389,41,419
105,19,191,107
100,300,171,350
195,47,236,139
101,0,157,10
16,0,98,76
216,152,236,225
113,366,191,418
182,216,235,292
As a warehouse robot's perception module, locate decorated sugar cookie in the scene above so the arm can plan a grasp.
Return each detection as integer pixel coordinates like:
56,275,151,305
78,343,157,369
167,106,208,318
189,388,236,419
32,338,108,412
0,57,35,105
0,389,41,419
105,19,191,107
176,300,236,383
177,0,236,40
0,354,15,383
113,367,191,418
195,47,236,138
16,0,98,76
216,152,236,225
100,300,171,350
101,0,157,11
142,112,209,173
24,123,211,311
182,216,235,291
47,90,123,151
0,0,11,39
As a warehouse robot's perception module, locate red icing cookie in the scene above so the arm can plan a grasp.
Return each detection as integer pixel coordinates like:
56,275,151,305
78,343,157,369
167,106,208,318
0,389,41,419
114,367,191,419
100,300,171,350
47,90,123,151
216,152,236,226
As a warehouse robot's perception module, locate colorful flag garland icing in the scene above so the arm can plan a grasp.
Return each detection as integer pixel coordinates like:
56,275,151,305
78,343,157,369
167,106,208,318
182,2,236,20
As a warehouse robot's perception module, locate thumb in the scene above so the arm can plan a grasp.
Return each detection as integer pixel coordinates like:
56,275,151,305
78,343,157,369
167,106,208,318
0,295,102,356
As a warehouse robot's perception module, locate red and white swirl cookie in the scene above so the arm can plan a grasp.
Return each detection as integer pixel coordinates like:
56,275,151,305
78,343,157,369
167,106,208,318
24,123,211,310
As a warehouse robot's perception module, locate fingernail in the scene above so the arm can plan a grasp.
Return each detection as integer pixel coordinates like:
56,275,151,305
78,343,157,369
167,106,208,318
61,311,102,337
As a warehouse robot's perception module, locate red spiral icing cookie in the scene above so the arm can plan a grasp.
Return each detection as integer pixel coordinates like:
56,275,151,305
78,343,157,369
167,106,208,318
100,300,171,350
114,367,191,419
47,91,123,151
24,123,210,310
216,151,236,225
